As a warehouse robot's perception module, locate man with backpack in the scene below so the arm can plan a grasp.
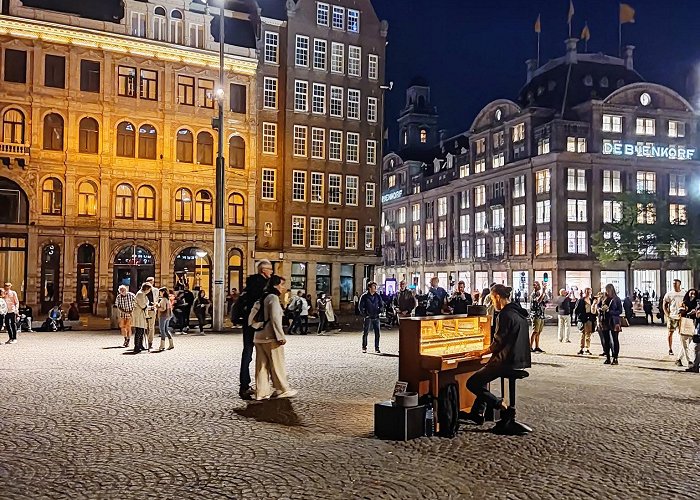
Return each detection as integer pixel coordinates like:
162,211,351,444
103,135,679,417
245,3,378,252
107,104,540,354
235,260,273,400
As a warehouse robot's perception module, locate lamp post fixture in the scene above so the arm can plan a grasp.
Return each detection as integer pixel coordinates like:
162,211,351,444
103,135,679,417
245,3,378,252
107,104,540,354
211,0,226,331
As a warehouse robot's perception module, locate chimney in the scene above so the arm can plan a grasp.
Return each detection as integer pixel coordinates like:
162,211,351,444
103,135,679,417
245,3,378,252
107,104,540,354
526,59,538,84
565,38,578,64
623,45,635,71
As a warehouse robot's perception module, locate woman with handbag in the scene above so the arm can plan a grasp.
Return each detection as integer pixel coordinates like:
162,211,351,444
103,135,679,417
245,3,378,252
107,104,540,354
156,287,174,351
599,284,623,365
677,289,698,367
575,288,595,355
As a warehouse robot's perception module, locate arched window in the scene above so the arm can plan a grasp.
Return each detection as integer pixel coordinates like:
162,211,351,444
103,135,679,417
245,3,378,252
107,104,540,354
116,121,136,157
78,181,97,216
41,177,63,215
2,109,25,144
153,6,167,41
229,136,245,169
228,193,244,226
115,183,134,219
170,9,183,44
138,124,157,159
136,185,156,220
176,128,193,162
43,113,64,150
197,131,213,165
79,117,99,153
175,188,192,222
195,190,212,224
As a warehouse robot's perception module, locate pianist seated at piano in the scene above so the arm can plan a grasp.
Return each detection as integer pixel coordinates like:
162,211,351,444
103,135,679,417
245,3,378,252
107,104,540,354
462,284,532,426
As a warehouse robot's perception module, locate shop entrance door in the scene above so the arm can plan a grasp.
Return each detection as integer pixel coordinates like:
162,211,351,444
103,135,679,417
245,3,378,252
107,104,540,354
113,245,155,293
76,244,95,313
40,243,60,314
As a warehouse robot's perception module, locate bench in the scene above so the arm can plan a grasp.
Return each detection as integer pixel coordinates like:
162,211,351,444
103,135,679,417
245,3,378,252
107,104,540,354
31,319,82,331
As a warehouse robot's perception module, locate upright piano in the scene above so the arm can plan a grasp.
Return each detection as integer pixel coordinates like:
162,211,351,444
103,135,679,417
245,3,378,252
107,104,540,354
398,313,491,417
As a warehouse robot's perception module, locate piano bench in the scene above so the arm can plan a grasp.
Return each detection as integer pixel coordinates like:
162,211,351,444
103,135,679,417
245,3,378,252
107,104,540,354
494,370,532,436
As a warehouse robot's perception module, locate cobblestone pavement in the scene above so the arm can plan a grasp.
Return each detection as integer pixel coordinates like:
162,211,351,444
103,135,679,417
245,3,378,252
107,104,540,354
0,324,697,499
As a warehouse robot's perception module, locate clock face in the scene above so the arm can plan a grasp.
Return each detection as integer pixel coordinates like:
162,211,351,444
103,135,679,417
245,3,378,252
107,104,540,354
640,93,651,106
495,109,502,121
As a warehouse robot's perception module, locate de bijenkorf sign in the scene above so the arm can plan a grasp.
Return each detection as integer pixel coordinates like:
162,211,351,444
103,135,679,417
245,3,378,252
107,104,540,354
602,142,697,160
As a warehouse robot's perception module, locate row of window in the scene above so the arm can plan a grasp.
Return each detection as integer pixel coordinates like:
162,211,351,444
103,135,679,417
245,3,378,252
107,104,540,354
290,126,376,163
42,179,246,225
2,50,247,113
291,171,375,207
602,114,686,137
291,216,373,251
291,36,378,79
0,110,246,167
129,7,205,48
316,3,361,33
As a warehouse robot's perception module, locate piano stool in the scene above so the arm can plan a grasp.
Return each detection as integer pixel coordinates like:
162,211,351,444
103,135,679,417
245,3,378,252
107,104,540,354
374,401,427,441
493,370,533,435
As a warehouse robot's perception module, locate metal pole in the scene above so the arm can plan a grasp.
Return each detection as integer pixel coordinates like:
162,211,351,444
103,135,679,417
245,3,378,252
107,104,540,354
213,0,226,331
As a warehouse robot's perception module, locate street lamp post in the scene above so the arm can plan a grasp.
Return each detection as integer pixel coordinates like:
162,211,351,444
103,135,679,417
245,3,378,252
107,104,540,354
212,0,226,331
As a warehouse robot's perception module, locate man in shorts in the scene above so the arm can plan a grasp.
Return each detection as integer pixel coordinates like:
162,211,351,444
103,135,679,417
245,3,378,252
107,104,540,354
114,285,136,347
529,281,547,353
663,279,685,357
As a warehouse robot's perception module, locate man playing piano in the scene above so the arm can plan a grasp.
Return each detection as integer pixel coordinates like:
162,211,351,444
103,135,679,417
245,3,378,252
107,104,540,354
462,284,532,425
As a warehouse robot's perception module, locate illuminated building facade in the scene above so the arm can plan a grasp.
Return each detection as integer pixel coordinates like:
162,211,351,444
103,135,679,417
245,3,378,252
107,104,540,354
0,0,258,314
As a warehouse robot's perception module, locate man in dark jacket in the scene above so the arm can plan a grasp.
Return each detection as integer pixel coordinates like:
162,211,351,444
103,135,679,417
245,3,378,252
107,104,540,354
426,277,447,315
359,282,383,353
394,280,417,317
238,259,273,399
464,284,532,425
448,280,473,315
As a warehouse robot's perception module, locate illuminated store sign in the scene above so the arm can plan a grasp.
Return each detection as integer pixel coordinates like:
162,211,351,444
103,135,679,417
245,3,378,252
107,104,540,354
602,142,697,160
381,190,403,203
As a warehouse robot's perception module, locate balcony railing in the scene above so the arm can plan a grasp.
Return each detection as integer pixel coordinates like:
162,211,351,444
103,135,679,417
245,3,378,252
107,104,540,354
0,143,30,155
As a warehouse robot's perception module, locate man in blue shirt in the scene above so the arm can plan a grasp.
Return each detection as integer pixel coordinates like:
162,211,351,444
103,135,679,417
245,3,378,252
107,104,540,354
359,282,383,353
426,277,448,315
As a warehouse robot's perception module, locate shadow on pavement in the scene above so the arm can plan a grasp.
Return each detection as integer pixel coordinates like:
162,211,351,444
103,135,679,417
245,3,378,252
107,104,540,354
234,399,304,427
102,346,125,350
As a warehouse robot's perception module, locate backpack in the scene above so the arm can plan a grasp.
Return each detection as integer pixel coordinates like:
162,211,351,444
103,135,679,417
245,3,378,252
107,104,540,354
247,297,268,331
230,292,248,325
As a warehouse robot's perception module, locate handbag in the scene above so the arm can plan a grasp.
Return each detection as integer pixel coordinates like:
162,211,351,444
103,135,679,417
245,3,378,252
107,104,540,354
620,317,630,328
679,317,696,337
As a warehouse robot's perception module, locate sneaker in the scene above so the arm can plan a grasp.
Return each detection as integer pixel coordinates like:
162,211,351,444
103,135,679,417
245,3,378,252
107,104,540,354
375,349,381,354
611,358,619,365
598,353,606,357
565,340,571,343
675,359,683,367
499,407,516,422
534,347,544,353
584,350,592,355
577,349,584,355
276,389,297,399
669,350,674,356
458,410,485,426
239,388,254,401
8,339,16,344
603,358,611,365
362,348,367,353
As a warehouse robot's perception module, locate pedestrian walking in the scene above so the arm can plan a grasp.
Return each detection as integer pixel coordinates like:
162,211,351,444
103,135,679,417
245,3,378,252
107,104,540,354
359,281,383,353
252,275,296,400
663,279,685,356
238,260,273,400
555,289,572,343
0,289,7,337
156,287,174,351
529,281,547,353
599,284,623,365
3,282,19,344
325,297,340,332
685,309,700,373
676,289,698,367
193,289,210,333
114,285,136,347
316,293,330,335
575,288,595,355
287,291,304,334
298,292,310,334
643,297,654,324
131,283,152,354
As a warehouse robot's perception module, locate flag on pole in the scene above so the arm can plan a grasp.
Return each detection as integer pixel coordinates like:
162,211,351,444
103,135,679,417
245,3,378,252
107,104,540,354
567,1,575,24
620,3,635,24
581,22,590,41
534,14,541,33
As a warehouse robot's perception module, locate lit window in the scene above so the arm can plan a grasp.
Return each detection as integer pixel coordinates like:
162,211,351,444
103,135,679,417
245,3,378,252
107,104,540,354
292,216,306,247
345,219,358,249
331,42,344,73
513,204,525,227
293,125,307,157
78,181,97,216
602,114,623,133
636,203,656,224
670,204,687,225
263,77,277,109
475,238,486,258
475,212,487,232
603,170,622,193
412,203,421,222
669,120,686,138
261,168,276,200
438,220,447,239
313,39,327,70
512,123,525,142
136,185,155,220
567,231,588,254
536,169,551,194
474,159,486,173
474,185,486,206
460,214,470,234
437,197,448,216
348,46,361,77
365,226,375,250
310,217,324,248
492,152,504,168
669,174,687,196
311,172,324,203
567,199,587,222
492,207,505,230
513,176,525,198
347,9,360,32
316,2,329,26
459,164,469,178
537,138,550,155
635,118,656,136
42,178,63,215
636,171,656,194
292,170,306,201
513,234,526,256
311,128,325,159
603,200,622,223
493,235,505,256
536,231,551,255
115,183,134,219
329,174,342,204
425,222,434,240
420,129,427,143
328,218,340,248
475,138,486,155
262,122,276,154
460,191,470,209
567,168,587,191
536,200,551,224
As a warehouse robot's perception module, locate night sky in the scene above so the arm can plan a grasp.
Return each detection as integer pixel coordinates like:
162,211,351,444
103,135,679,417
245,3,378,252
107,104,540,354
21,0,700,147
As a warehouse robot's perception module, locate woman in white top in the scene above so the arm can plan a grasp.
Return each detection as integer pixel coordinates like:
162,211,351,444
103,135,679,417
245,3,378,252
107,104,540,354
156,287,174,351
299,293,310,335
252,276,296,400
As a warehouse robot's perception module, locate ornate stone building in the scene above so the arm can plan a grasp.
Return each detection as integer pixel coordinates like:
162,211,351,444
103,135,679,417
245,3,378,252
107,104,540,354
0,0,258,314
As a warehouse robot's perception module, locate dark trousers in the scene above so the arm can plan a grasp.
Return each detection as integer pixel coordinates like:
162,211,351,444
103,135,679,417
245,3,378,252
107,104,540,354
239,325,255,391
290,313,301,333
466,363,512,414
362,317,381,350
299,316,308,334
183,306,192,328
601,328,620,358
195,310,206,332
5,312,17,341
133,327,145,352
317,312,328,333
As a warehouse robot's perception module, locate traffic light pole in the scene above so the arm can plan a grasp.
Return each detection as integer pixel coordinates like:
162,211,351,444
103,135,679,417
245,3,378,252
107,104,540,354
212,1,226,331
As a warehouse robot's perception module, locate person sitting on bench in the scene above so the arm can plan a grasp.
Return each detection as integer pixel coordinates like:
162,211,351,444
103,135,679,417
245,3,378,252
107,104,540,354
463,284,532,425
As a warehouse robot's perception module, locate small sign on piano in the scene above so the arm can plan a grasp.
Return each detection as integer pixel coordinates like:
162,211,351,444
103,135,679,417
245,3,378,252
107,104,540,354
392,381,408,400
